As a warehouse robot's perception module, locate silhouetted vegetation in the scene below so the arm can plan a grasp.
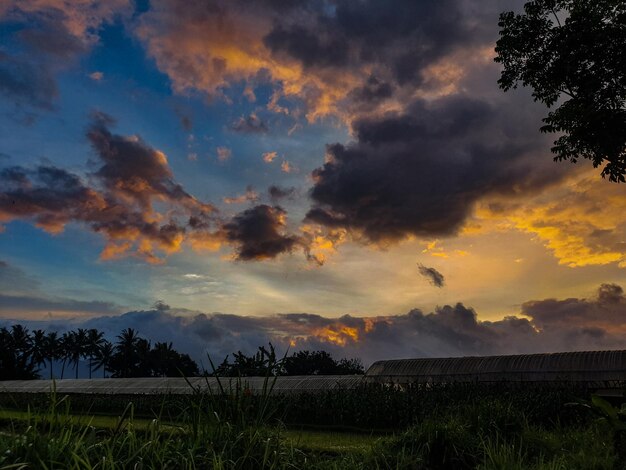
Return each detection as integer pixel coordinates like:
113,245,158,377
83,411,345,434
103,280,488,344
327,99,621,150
0,382,622,469
0,325,363,380
496,0,626,181
212,344,364,377
0,325,199,379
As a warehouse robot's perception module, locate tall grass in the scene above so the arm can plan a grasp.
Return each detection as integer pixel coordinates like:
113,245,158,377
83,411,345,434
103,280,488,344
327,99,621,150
0,381,621,469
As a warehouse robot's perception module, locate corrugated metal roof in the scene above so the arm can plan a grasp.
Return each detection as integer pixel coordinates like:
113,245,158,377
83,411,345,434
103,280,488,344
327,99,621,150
0,375,364,395
364,350,626,384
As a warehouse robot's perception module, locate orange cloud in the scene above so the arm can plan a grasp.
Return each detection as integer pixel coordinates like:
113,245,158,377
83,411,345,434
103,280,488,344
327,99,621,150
313,325,360,346
280,160,294,173
262,151,278,163
135,0,366,122
472,170,626,268
3,0,130,45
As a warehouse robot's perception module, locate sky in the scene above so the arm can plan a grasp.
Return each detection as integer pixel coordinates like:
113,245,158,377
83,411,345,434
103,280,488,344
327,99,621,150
1,0,626,365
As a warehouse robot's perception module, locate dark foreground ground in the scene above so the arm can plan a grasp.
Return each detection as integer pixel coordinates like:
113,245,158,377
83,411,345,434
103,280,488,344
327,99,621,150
0,382,625,469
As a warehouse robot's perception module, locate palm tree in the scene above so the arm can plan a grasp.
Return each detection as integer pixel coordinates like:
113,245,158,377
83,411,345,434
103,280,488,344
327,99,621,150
86,329,105,379
92,341,114,378
135,338,152,377
115,328,140,378
59,331,72,379
29,329,48,376
151,341,175,377
66,329,89,379
11,324,34,376
43,331,60,379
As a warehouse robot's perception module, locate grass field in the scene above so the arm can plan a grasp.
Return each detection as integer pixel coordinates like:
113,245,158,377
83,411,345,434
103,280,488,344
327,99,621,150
0,383,624,469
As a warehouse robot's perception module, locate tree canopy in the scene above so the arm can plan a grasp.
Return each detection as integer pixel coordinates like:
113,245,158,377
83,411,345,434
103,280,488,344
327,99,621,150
495,0,626,181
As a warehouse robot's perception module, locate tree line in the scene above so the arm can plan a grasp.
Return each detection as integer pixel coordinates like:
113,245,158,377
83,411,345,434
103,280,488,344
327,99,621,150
0,325,199,380
0,324,364,380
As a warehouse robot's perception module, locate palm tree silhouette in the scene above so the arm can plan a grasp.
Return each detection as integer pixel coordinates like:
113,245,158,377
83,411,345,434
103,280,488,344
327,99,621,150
43,331,60,379
92,341,114,378
66,329,89,379
29,329,47,377
86,329,105,379
115,328,140,378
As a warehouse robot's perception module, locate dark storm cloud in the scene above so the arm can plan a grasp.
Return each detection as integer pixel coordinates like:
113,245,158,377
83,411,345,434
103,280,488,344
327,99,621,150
223,205,299,260
521,284,626,330
230,113,269,134
264,24,349,69
87,116,203,209
268,185,296,201
262,0,495,85
8,284,626,367
417,264,445,288
307,94,557,242
0,112,311,263
347,76,394,105
0,115,218,261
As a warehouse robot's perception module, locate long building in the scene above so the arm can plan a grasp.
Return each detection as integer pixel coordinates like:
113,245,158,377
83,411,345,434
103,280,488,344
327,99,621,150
364,350,626,387
1,350,625,394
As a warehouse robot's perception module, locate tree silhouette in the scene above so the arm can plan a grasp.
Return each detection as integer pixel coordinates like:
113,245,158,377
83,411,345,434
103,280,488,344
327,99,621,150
43,331,60,379
113,328,141,378
495,0,626,181
0,326,38,379
29,329,48,376
92,341,114,378
59,332,71,379
66,329,89,379
86,329,105,379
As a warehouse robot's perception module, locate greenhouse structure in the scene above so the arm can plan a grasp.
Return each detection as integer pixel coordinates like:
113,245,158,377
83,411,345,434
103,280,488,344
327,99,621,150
1,350,625,394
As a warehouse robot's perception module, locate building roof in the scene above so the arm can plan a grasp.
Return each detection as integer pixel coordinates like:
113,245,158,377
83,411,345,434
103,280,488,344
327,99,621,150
364,350,626,383
0,375,364,395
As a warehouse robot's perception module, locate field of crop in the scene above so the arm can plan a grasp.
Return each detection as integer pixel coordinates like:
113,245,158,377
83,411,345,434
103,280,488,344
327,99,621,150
0,381,625,469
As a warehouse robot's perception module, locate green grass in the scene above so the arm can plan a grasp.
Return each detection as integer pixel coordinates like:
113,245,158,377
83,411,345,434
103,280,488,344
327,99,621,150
0,384,622,469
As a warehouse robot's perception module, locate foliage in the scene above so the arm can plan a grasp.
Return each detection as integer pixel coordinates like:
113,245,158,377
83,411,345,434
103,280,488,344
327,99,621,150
0,385,619,469
283,351,364,376
0,324,200,380
495,0,626,181
213,344,364,377
0,325,39,380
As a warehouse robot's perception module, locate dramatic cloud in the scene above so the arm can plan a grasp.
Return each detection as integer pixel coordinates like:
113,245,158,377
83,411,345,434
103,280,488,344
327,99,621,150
417,264,445,288
306,94,558,242
521,284,626,333
223,205,299,260
135,0,507,120
471,170,626,268
0,114,317,263
230,113,268,134
0,0,129,109
0,115,216,262
6,284,626,367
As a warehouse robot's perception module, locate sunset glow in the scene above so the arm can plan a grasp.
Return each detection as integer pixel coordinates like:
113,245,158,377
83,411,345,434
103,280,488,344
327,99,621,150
1,0,626,365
